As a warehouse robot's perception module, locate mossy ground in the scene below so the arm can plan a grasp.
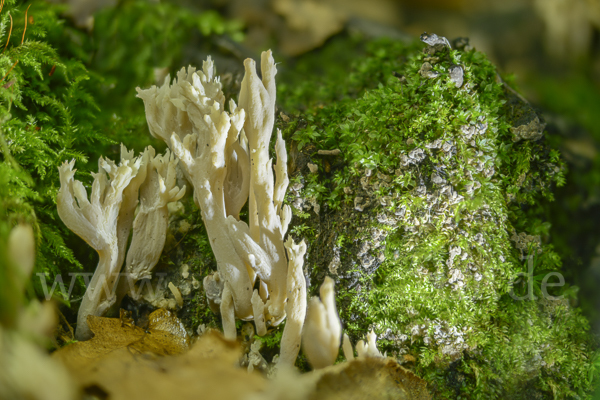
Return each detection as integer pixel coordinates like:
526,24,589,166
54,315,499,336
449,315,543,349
275,36,596,398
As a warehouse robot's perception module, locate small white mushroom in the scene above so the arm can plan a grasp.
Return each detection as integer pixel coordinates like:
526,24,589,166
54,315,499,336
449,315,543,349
355,329,384,358
278,238,307,366
168,282,184,308
342,333,355,361
8,224,35,292
302,277,341,369
138,51,308,366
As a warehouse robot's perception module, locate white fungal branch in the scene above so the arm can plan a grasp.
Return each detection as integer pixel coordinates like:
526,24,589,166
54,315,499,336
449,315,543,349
57,145,146,340
139,63,225,150
137,51,307,365
279,238,307,365
355,329,384,359
57,145,185,340
236,52,291,327
302,277,342,369
342,333,355,361
302,278,385,369
125,148,186,284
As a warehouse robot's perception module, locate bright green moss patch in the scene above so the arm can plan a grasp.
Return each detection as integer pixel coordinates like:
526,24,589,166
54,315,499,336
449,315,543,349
0,0,246,306
0,0,113,304
279,36,594,397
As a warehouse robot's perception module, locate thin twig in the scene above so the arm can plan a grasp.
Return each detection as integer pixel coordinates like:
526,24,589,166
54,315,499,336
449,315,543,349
21,4,30,45
1,5,31,83
0,59,18,82
3,13,12,53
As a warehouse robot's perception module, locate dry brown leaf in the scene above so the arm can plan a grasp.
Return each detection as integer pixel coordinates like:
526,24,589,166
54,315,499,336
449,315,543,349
306,357,431,400
248,356,431,400
86,331,264,400
54,323,266,400
53,309,429,400
52,309,189,374
147,308,188,339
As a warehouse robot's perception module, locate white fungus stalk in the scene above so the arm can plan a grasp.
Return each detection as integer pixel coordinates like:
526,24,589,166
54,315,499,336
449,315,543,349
124,148,186,290
57,145,147,340
137,51,307,365
342,333,355,361
302,277,342,369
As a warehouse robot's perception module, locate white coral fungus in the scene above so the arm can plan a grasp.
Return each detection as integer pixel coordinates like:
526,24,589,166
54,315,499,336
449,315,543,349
137,51,307,366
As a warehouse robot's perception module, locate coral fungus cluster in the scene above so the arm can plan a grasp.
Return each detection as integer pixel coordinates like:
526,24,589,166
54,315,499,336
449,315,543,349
58,51,310,364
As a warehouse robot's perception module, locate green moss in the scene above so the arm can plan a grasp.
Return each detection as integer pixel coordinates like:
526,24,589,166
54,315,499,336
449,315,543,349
0,0,112,303
1,0,246,308
278,36,594,397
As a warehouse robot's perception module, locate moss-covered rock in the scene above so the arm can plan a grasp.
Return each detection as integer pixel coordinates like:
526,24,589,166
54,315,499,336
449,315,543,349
277,35,595,398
